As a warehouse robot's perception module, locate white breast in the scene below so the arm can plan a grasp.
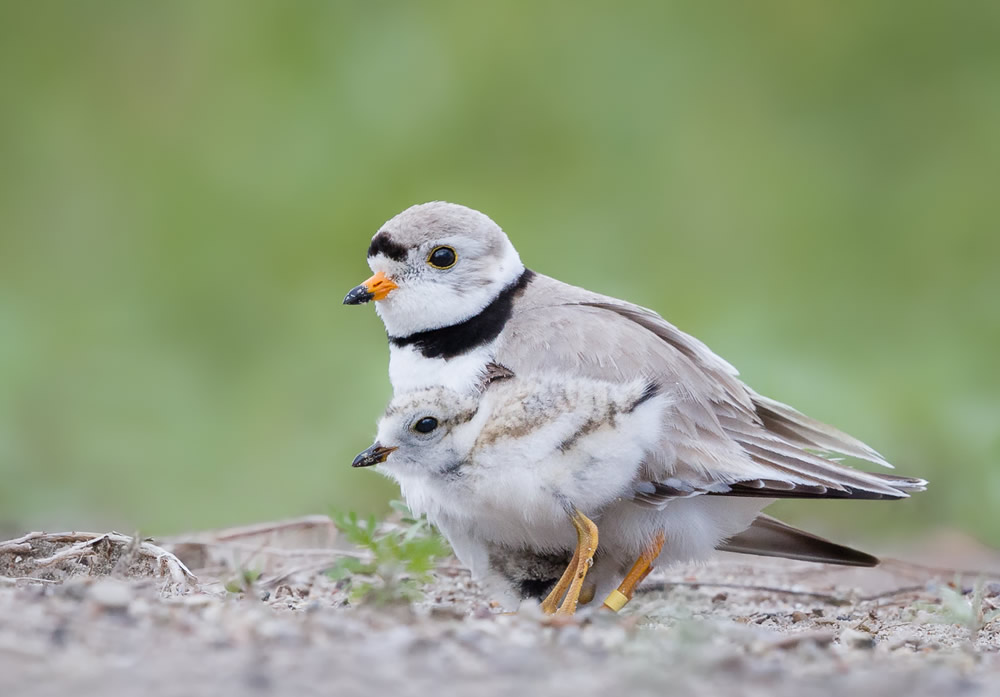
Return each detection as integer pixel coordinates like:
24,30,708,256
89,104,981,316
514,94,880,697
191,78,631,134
388,343,496,395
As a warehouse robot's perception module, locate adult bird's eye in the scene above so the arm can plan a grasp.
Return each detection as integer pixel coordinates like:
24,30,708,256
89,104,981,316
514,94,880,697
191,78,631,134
413,417,439,434
427,246,457,269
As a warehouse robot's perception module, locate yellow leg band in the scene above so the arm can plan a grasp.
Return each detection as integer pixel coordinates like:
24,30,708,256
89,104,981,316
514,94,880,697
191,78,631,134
602,589,630,612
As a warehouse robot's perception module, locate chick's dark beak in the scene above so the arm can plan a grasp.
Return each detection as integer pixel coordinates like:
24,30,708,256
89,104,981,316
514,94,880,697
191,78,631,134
343,270,398,305
352,442,398,468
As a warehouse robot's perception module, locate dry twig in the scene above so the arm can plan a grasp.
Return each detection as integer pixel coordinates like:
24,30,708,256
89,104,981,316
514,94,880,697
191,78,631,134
0,575,59,586
0,531,197,586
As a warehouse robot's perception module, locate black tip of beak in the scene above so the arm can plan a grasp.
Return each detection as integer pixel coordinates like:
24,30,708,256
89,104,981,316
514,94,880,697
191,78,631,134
343,284,374,305
352,443,397,468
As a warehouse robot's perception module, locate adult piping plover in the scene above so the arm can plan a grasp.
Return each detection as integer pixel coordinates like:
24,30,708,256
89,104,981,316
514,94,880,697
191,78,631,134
344,201,927,613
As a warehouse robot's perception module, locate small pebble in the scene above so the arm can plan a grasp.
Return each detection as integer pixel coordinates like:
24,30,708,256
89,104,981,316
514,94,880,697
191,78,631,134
89,579,132,611
839,628,875,649
60,579,90,601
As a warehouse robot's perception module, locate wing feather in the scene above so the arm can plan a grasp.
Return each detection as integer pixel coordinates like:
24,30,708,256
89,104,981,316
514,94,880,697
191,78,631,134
718,515,879,566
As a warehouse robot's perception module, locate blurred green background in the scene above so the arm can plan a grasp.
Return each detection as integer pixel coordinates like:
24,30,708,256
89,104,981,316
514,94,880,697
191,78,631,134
1,2,997,547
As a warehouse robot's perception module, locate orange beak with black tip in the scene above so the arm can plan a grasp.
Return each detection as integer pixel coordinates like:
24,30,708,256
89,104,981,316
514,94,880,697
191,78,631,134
343,270,398,305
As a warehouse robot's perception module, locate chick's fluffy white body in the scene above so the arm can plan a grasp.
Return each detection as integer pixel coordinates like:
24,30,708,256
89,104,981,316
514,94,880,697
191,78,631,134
372,377,670,608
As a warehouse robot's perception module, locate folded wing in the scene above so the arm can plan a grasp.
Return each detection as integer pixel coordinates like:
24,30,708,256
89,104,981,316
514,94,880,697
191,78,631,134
497,276,927,507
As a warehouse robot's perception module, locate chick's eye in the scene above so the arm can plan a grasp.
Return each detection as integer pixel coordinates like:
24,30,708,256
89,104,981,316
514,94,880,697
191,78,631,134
413,417,439,434
427,246,457,269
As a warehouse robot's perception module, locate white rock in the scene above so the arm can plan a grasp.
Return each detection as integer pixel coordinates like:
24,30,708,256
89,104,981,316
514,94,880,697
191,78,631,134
88,579,132,610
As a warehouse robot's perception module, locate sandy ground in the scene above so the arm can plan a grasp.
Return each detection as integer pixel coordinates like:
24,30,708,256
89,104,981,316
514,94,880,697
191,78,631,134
1,519,998,697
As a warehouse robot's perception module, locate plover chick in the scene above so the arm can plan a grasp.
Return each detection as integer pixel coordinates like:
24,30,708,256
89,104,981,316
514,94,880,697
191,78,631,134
353,375,667,614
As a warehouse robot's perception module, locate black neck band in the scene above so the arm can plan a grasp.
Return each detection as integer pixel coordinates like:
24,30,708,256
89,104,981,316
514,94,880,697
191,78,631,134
388,269,535,359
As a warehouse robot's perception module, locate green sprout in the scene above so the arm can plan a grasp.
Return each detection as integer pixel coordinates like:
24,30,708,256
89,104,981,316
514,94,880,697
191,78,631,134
908,577,1000,635
224,568,262,595
936,580,1000,633
326,501,451,605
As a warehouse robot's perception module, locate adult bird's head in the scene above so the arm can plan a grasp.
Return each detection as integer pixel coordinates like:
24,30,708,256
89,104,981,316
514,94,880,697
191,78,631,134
343,202,524,338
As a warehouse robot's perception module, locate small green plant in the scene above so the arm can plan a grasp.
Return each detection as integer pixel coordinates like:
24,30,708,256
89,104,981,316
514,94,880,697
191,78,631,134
908,578,1000,634
224,568,262,595
326,501,451,605
936,580,1000,633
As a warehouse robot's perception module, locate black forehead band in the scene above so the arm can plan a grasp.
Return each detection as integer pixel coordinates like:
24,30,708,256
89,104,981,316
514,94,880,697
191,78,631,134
367,231,409,261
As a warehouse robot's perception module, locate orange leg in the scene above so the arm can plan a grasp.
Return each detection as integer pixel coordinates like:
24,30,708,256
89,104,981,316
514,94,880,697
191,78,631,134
539,509,599,616
602,530,666,612
539,545,580,614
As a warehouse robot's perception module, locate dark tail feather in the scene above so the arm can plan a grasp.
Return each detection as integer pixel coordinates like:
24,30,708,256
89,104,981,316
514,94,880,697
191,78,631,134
717,515,879,567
